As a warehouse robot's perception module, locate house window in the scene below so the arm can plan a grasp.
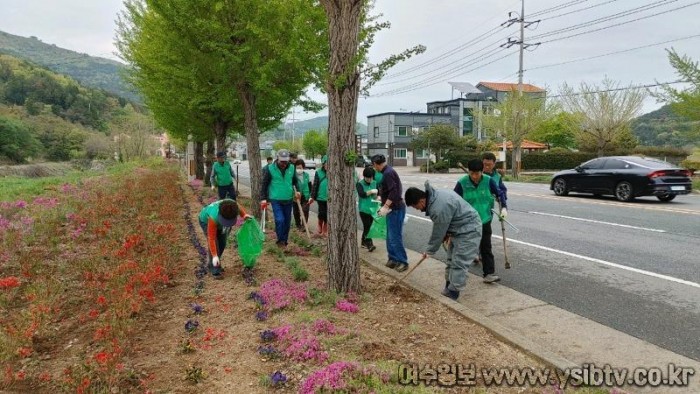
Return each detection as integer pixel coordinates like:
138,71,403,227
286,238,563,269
394,148,407,158
373,126,379,138
416,149,429,158
396,126,408,136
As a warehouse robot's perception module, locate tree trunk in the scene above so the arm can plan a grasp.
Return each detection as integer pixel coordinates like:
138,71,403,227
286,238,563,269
194,141,205,180
240,85,262,218
512,144,522,179
204,138,215,186
215,120,228,154
321,0,363,294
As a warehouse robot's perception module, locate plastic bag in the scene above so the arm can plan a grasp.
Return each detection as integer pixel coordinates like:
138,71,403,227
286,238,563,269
367,215,387,239
236,218,265,268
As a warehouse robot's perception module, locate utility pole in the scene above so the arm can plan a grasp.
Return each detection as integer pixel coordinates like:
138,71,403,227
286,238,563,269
500,0,540,178
290,108,297,144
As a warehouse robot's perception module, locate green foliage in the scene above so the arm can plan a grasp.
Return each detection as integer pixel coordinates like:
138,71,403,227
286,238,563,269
302,129,328,160
408,124,461,162
681,159,700,171
657,49,700,122
528,111,577,149
631,104,700,147
419,160,450,173
0,30,140,103
0,116,41,163
520,151,597,170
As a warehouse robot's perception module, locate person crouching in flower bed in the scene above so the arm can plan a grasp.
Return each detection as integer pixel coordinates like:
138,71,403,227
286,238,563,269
199,199,252,278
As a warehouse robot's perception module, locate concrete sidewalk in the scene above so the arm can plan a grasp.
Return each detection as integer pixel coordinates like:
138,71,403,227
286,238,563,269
236,182,699,392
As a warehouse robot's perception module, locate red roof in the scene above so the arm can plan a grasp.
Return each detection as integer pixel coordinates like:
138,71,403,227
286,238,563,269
478,82,545,93
501,139,548,150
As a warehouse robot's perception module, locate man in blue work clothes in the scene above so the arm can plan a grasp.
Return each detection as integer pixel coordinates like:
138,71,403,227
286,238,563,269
210,151,236,200
454,159,507,283
260,149,301,248
372,154,409,272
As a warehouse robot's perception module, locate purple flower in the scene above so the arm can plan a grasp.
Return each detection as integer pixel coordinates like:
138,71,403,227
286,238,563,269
260,330,277,342
256,311,268,321
15,200,27,209
185,319,199,332
258,345,278,357
191,303,203,314
270,371,287,386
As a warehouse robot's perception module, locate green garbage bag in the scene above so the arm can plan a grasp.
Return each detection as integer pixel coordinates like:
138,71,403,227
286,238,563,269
367,215,387,239
236,218,265,268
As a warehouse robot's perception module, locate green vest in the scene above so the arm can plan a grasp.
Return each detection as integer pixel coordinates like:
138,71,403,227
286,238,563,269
268,163,295,201
458,174,493,224
486,170,502,187
374,171,383,189
315,168,328,202
296,171,310,198
357,179,377,214
198,199,235,227
212,161,233,186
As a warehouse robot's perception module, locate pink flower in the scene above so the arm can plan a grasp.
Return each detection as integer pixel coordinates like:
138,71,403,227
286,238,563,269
335,300,359,313
259,279,308,311
299,362,358,394
312,319,337,335
15,200,27,209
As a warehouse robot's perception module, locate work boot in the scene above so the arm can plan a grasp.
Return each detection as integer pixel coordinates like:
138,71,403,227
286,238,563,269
385,259,398,269
441,288,460,300
394,263,409,273
483,274,501,283
210,264,223,279
368,243,376,252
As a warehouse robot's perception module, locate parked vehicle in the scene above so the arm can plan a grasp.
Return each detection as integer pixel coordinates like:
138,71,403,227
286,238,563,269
305,159,321,170
550,156,693,202
355,155,372,167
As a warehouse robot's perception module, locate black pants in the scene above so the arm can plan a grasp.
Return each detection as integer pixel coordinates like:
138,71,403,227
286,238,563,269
359,212,374,245
317,201,328,222
293,199,310,228
480,221,495,276
217,184,236,200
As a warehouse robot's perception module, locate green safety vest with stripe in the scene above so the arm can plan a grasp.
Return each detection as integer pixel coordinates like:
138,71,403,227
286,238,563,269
458,174,494,224
198,199,233,226
212,161,233,186
315,168,328,202
268,164,295,201
357,179,377,214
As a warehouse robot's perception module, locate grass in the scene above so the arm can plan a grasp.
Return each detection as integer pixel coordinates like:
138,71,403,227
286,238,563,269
504,174,553,184
0,160,149,202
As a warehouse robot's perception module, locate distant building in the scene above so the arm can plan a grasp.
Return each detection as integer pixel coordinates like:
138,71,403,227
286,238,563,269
366,81,546,166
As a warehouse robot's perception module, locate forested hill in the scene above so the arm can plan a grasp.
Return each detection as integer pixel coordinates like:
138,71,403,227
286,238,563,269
632,104,698,147
0,30,140,103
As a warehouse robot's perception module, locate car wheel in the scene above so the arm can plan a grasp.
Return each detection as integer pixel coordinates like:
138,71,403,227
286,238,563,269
656,193,676,202
553,178,569,196
614,181,635,202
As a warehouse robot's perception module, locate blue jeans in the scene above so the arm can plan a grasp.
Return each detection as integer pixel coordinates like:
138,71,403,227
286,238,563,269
217,184,236,200
199,220,227,262
271,201,293,244
386,205,408,264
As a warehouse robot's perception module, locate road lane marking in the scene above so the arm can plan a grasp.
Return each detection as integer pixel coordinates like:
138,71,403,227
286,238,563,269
405,213,699,289
510,192,700,215
528,211,666,233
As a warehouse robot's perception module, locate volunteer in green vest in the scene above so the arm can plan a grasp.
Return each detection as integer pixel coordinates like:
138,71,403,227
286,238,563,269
454,159,507,283
309,155,329,237
356,166,379,252
198,199,251,278
293,159,312,230
260,149,301,247
210,151,236,200
482,152,508,202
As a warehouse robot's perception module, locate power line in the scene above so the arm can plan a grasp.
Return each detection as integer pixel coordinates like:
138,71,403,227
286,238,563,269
540,1,700,44
531,0,679,40
530,0,591,17
549,80,687,98
539,0,621,21
527,34,700,71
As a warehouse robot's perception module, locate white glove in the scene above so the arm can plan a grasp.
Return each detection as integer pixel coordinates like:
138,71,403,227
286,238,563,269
378,205,391,217
211,185,215,191
367,189,378,195
212,256,220,267
499,208,507,220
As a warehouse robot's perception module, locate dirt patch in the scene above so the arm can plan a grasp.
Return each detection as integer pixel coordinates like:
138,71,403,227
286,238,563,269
118,182,547,393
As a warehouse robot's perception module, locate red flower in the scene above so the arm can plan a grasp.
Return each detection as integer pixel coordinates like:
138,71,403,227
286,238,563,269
94,352,110,365
0,276,20,289
16,347,32,358
96,295,107,305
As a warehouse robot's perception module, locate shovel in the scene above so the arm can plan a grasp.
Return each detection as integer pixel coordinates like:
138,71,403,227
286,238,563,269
389,254,429,291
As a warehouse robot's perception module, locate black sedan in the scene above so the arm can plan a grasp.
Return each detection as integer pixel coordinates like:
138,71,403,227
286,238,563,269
550,156,693,202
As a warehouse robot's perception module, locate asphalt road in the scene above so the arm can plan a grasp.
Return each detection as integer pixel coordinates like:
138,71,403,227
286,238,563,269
234,161,700,361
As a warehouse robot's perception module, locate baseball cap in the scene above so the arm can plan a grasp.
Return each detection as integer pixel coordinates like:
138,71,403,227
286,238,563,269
277,149,290,161
216,151,226,158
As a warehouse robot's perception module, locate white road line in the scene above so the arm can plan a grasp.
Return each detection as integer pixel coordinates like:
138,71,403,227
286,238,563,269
405,214,700,289
528,211,666,233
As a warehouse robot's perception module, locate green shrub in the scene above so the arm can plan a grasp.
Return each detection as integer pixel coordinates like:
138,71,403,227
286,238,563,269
419,160,450,173
680,159,700,171
521,151,596,170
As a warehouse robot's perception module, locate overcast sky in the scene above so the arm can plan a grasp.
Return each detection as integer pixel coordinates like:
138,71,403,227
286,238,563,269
1,0,698,124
